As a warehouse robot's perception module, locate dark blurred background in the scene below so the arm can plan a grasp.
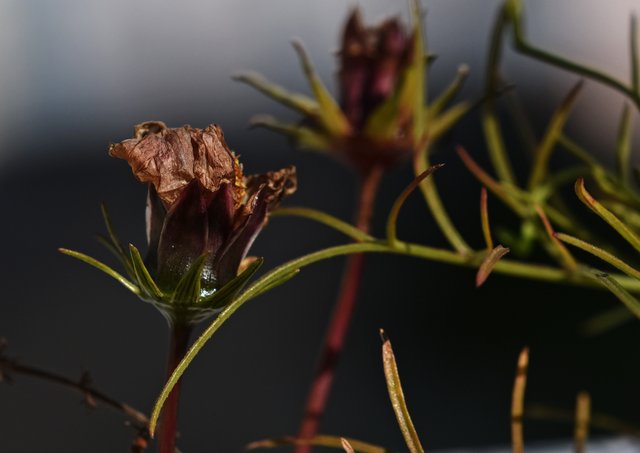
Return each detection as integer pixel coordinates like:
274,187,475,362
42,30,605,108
1,0,640,451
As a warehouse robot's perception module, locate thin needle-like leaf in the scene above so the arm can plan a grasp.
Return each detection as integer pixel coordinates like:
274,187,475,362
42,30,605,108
457,146,528,216
476,245,510,287
101,204,135,278
233,72,318,116
576,178,640,253
581,306,634,336
574,392,590,453
427,101,471,142
615,104,633,186
587,269,640,320
512,347,529,453
427,65,469,118
535,206,577,272
483,5,517,185
387,164,444,245
341,438,356,453
247,435,395,453
526,403,640,437
59,248,140,295
101,204,126,257
528,80,583,190
380,330,425,453
481,187,493,250
556,232,640,280
250,115,331,151
631,14,639,94
273,207,374,242
291,40,350,137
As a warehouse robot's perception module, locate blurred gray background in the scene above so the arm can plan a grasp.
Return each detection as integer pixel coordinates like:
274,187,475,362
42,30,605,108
1,0,640,451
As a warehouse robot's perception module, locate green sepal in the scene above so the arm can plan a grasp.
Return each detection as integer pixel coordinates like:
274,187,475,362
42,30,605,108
100,204,135,278
233,72,319,117
59,248,140,296
250,115,331,151
427,101,471,142
426,64,469,120
128,244,164,300
200,258,264,309
171,254,208,305
291,40,351,137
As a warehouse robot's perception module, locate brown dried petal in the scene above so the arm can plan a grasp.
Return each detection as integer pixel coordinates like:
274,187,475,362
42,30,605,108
109,123,242,206
244,165,297,211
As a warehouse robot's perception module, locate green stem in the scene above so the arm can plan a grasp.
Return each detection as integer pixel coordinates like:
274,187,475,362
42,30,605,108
413,148,472,255
150,237,640,434
509,1,640,110
484,5,518,185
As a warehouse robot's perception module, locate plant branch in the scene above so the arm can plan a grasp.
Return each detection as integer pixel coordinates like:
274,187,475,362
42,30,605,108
150,230,640,433
0,339,152,452
414,144,472,255
295,165,383,453
157,324,191,453
507,0,640,110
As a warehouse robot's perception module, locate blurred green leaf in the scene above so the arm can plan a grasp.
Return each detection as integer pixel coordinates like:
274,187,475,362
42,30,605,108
615,104,633,186
587,269,640,319
576,178,640,253
581,306,634,336
250,115,331,151
426,65,469,119
528,81,583,189
247,435,394,453
427,102,471,141
233,72,319,116
273,207,374,242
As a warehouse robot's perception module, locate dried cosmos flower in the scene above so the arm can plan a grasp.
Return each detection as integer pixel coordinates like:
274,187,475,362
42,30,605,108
61,122,296,325
235,2,470,173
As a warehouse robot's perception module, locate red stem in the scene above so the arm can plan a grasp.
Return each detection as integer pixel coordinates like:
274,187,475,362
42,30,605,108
295,165,383,453
157,322,191,453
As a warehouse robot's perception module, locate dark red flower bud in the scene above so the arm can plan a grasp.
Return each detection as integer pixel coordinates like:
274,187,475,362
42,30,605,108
339,9,411,131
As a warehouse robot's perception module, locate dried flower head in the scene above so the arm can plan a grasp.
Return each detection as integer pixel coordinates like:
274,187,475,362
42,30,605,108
63,122,296,324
